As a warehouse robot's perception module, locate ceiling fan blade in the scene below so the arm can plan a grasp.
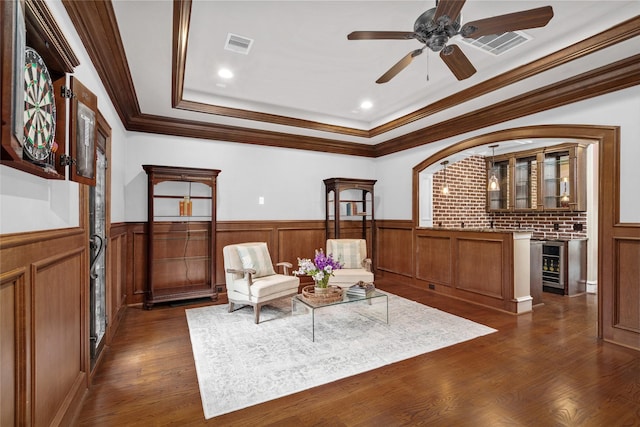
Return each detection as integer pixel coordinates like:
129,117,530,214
461,6,554,38
347,31,416,40
440,44,476,81
376,49,423,84
434,0,466,24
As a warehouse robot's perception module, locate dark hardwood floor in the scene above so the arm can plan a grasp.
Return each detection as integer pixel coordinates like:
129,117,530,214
75,281,640,426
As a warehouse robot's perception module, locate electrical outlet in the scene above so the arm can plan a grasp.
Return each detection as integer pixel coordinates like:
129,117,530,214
217,287,223,292
428,284,435,290
573,223,583,231
553,222,560,231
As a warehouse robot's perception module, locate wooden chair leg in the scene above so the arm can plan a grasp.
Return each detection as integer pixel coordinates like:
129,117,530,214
254,303,261,324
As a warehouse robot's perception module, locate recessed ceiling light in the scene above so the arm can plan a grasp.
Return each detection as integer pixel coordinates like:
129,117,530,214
360,100,373,110
218,68,234,79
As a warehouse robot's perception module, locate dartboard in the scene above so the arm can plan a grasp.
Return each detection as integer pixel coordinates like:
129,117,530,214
23,46,56,161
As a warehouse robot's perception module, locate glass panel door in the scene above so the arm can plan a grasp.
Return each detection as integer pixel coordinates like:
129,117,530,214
514,156,536,209
89,147,107,368
543,151,570,209
488,160,509,210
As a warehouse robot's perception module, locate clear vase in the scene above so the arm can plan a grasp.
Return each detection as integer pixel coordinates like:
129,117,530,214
314,283,329,294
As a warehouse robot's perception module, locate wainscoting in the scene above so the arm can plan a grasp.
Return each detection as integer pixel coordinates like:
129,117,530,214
0,224,127,425
2,213,637,424
1,228,88,425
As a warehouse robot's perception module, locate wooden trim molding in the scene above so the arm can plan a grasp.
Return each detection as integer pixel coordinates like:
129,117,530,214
62,1,640,157
26,0,79,72
61,0,140,125
126,113,376,157
376,55,640,157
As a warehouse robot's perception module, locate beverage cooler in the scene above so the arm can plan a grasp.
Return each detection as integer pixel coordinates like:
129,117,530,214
541,239,587,296
542,241,565,293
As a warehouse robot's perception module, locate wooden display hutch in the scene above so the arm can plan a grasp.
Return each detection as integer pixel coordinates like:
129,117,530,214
324,177,376,268
143,165,220,308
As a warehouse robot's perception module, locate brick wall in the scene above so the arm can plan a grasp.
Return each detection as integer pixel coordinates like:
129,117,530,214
432,155,588,239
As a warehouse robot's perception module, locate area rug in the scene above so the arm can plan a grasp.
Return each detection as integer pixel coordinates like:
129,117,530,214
185,292,496,419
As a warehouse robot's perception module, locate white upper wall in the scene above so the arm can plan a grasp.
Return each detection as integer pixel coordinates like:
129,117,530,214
123,133,374,222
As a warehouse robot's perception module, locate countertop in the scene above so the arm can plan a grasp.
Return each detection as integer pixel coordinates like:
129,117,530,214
424,227,534,233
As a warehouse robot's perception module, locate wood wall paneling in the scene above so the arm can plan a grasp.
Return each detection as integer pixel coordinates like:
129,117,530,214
615,238,640,333
107,224,128,344
0,268,27,426
415,235,452,286
129,225,147,306
32,248,86,425
0,228,87,425
456,238,505,299
376,222,413,278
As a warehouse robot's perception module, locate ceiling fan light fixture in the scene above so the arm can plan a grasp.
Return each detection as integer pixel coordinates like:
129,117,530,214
347,2,553,84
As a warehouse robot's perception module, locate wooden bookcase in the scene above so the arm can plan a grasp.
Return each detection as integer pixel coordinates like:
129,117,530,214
324,177,376,268
143,165,220,308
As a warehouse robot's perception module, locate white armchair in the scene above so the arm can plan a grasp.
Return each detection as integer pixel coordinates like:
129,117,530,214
223,242,299,323
326,239,374,288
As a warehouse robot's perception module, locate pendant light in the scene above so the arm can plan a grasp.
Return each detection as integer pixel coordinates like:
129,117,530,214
441,160,450,195
487,144,500,192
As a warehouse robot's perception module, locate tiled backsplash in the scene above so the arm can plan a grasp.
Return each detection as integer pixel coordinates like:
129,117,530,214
432,155,588,239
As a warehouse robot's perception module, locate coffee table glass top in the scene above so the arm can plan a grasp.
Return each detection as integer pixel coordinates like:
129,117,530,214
291,289,388,341
293,289,387,307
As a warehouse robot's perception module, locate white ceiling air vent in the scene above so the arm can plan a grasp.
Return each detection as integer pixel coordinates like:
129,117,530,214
224,33,254,55
461,31,530,56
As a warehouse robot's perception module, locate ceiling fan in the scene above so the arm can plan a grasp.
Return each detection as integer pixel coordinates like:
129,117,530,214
347,0,554,83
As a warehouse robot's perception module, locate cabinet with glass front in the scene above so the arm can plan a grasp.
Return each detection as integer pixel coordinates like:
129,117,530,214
539,145,586,211
486,143,586,213
486,158,510,211
514,155,537,210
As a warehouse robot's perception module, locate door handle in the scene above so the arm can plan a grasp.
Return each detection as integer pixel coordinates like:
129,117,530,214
90,234,104,280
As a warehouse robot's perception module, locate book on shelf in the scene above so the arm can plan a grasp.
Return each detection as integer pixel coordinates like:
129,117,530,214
347,281,375,296
345,201,358,216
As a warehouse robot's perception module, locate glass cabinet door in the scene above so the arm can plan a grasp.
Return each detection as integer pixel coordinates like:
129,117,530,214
543,150,571,209
487,159,510,210
514,156,537,210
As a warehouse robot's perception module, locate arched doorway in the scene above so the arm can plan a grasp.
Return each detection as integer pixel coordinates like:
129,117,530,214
412,124,636,348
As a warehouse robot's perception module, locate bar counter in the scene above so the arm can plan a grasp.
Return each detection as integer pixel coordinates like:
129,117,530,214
415,227,533,314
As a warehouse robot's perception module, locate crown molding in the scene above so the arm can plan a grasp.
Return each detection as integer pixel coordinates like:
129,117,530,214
62,1,640,157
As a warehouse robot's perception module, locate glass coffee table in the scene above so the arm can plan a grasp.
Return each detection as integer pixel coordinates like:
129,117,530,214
291,290,388,341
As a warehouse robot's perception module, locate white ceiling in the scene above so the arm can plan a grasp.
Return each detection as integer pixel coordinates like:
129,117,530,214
111,1,640,145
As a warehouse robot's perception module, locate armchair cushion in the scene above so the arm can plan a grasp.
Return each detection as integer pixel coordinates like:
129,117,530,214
328,240,361,269
326,239,374,288
236,243,276,278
